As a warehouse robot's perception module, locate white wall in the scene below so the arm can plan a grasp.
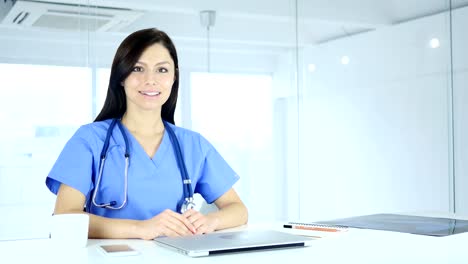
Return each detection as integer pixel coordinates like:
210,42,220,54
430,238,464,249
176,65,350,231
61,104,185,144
297,8,463,221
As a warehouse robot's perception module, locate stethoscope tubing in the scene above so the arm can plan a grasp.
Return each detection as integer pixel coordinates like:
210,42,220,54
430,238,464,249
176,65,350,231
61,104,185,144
91,118,195,212
165,121,193,198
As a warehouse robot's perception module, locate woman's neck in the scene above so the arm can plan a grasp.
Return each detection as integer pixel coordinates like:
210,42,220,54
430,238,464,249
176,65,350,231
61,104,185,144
121,110,165,136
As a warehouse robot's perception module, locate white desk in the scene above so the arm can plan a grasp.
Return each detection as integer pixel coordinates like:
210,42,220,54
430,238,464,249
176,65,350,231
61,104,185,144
1,220,467,264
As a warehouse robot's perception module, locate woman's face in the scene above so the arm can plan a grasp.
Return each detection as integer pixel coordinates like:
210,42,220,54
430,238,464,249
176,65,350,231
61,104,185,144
123,43,175,113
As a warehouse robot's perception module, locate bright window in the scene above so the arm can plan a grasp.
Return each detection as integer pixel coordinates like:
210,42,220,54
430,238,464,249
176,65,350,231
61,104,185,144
190,72,274,221
0,63,92,205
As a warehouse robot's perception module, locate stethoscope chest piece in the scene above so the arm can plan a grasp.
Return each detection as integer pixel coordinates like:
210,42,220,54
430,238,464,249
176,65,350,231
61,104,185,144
180,197,196,213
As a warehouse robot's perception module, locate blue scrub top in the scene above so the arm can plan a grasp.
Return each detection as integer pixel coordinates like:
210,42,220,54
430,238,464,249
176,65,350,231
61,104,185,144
46,119,239,220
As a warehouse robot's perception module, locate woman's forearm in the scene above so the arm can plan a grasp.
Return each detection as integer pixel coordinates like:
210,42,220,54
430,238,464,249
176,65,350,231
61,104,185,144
88,213,142,239
207,202,248,231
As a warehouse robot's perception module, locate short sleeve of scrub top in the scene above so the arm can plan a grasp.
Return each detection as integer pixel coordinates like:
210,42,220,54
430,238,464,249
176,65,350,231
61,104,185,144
194,134,240,203
46,125,95,198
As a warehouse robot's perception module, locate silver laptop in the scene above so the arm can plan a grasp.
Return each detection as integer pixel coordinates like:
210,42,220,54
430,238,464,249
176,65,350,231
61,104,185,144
154,230,314,257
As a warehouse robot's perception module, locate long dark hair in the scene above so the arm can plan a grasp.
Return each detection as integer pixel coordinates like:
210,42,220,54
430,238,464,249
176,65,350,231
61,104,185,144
94,28,179,124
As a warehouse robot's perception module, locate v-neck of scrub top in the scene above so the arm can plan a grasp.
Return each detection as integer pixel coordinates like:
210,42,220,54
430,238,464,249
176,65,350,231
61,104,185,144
114,123,170,169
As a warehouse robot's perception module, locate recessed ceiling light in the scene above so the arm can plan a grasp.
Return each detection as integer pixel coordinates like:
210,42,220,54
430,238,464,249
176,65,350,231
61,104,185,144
430,38,440,49
308,64,316,72
341,56,350,65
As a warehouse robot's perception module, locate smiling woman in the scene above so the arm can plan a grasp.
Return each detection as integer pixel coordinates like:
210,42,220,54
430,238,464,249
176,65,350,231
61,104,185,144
45,28,248,240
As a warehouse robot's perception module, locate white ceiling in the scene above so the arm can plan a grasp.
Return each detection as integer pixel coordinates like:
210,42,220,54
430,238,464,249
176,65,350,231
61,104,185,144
67,0,468,45
3,0,468,55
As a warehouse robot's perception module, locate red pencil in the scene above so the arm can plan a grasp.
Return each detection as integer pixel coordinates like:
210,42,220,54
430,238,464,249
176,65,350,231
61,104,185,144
283,223,346,232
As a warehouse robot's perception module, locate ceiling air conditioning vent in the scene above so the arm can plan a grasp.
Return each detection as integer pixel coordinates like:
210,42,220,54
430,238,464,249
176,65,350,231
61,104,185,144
0,0,144,31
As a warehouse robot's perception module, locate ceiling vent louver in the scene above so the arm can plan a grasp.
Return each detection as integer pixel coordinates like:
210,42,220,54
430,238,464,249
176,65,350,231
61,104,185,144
0,0,143,31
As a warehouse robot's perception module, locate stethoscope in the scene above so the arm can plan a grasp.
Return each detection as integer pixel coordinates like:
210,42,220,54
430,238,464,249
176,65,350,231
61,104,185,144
91,118,196,213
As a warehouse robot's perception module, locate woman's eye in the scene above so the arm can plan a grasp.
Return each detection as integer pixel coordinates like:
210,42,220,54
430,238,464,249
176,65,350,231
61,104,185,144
158,67,168,73
132,66,143,72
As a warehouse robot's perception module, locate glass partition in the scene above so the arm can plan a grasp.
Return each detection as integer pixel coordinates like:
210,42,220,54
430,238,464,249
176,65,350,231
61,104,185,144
296,0,458,221
0,3,99,212
452,1,468,214
176,1,299,221
0,0,298,224
1,0,466,230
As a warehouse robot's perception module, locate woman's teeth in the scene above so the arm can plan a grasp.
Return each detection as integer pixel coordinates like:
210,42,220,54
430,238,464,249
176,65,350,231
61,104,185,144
141,91,160,96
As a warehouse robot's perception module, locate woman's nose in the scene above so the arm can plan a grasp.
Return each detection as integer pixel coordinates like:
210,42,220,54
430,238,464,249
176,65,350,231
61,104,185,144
144,72,158,85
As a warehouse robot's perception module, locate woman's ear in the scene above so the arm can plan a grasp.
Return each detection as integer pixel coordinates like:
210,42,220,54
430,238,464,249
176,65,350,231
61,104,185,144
120,81,124,87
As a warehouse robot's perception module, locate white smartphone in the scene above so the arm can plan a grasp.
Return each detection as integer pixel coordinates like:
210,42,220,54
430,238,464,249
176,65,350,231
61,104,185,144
98,244,140,257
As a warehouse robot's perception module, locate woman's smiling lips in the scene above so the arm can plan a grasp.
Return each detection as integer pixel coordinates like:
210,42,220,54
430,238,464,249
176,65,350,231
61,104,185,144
139,91,161,97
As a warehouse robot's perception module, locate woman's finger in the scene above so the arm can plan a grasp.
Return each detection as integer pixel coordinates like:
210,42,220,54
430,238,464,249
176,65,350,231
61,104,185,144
168,211,196,234
158,210,193,235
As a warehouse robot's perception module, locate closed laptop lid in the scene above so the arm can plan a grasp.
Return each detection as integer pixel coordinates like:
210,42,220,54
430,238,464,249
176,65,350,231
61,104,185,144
315,213,468,236
154,230,314,257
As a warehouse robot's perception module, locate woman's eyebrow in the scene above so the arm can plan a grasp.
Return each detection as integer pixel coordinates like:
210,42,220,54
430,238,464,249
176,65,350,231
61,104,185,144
155,61,171,66
135,61,171,66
